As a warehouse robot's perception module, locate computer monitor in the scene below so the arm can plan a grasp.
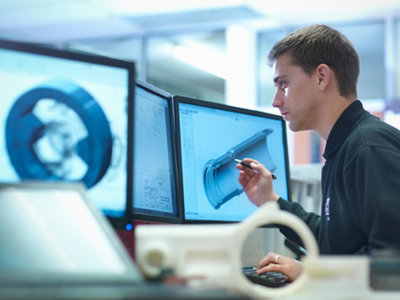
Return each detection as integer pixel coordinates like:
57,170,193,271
131,81,180,223
174,95,291,223
0,39,135,229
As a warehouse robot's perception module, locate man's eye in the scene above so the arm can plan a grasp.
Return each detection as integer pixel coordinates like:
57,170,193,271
279,81,287,90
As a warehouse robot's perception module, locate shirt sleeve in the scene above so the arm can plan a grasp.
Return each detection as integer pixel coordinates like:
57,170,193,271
277,198,321,247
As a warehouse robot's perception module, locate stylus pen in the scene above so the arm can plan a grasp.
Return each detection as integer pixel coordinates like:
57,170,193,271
234,158,277,180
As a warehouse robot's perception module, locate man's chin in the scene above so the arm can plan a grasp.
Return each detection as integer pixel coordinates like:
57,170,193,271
288,123,299,132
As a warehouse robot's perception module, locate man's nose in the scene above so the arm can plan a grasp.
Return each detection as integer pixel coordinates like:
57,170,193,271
272,90,283,108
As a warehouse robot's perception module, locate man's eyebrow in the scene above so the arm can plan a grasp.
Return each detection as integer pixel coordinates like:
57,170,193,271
273,75,284,83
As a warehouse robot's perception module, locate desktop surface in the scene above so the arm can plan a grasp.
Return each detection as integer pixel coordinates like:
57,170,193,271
0,282,250,300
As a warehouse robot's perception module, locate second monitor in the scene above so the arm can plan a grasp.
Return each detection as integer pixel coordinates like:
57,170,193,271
131,82,180,223
174,96,291,223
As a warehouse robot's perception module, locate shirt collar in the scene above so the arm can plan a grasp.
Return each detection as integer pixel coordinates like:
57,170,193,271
323,100,368,159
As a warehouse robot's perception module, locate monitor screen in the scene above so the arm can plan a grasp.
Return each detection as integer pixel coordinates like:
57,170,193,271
174,96,291,223
131,82,180,223
0,39,135,228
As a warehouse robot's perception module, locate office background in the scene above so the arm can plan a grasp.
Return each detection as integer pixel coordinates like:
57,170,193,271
2,3,400,294
1,0,400,165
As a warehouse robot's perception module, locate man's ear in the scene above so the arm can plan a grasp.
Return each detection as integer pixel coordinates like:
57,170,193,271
315,64,331,91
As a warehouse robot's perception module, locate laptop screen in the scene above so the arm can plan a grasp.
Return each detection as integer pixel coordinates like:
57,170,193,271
0,182,140,281
174,96,291,223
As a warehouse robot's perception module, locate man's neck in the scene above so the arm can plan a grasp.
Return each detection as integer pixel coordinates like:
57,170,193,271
316,97,356,140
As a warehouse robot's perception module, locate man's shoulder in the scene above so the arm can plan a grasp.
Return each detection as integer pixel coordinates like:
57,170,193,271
347,114,400,150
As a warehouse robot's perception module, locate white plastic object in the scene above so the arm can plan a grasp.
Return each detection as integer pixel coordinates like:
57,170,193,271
135,202,319,298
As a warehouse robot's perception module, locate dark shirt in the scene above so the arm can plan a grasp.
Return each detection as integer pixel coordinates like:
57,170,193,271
278,100,400,255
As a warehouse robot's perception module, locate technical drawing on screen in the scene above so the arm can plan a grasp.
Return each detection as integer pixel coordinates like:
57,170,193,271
174,95,291,223
131,81,180,223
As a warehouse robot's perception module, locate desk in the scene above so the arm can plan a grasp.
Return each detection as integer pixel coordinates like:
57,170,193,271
0,282,250,300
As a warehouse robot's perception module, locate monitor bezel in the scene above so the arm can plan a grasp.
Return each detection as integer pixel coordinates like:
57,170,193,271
131,80,182,224
0,39,135,229
173,95,292,224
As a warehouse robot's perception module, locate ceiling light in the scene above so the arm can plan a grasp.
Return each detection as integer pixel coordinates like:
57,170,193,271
172,45,227,79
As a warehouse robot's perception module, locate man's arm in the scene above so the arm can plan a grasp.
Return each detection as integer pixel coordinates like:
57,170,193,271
236,158,321,247
277,198,321,247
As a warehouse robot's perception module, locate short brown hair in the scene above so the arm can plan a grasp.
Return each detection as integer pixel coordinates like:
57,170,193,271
268,25,359,98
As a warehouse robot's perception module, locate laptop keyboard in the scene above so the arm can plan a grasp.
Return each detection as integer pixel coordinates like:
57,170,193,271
242,266,288,288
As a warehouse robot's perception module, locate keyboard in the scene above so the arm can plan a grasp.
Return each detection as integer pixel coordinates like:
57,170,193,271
242,266,288,288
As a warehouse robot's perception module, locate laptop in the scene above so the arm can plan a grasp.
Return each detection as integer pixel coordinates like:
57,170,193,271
0,182,247,299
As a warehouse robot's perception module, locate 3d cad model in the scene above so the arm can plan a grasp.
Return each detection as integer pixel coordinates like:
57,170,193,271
5,79,112,188
203,129,277,209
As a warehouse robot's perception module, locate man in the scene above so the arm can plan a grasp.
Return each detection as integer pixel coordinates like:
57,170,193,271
237,24,400,281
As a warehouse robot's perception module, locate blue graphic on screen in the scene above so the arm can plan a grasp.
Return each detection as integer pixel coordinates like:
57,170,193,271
0,44,131,220
177,101,289,222
203,129,277,209
6,78,112,188
132,84,178,222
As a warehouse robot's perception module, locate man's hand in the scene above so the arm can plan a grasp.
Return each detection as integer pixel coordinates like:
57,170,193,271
257,252,303,282
236,158,279,207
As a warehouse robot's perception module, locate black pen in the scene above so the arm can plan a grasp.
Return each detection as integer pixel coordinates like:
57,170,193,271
234,158,277,180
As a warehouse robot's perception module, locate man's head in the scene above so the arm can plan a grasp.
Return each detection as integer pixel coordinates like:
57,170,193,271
268,24,359,98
